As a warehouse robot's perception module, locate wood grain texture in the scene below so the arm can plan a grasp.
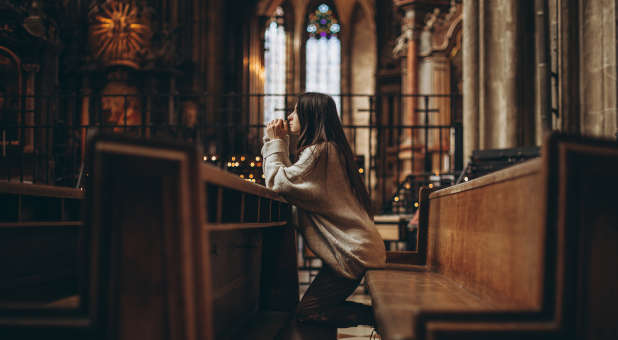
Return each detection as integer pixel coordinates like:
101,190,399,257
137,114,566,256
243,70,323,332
88,136,297,340
0,182,84,199
427,162,544,308
368,134,618,340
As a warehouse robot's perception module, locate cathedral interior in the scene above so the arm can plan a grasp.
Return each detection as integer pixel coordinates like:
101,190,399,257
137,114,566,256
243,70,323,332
0,0,617,339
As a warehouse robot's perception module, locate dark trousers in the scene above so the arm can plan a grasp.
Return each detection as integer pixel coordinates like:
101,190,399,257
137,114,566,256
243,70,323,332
295,266,374,328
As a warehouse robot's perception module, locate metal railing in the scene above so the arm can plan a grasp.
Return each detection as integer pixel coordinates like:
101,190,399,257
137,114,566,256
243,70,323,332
0,92,462,213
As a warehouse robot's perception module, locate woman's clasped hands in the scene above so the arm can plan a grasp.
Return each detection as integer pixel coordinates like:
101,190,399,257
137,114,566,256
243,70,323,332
266,118,289,140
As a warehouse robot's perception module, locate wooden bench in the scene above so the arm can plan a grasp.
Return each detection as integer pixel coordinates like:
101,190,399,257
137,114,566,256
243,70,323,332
88,136,297,340
0,182,83,309
1,136,299,339
367,133,618,340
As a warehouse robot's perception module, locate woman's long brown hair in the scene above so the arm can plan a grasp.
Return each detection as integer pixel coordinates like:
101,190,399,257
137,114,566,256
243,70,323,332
295,92,373,218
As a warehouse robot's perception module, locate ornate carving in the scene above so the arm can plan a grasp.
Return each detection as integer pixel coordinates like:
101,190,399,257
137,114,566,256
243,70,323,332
88,0,152,69
421,0,462,56
393,28,413,58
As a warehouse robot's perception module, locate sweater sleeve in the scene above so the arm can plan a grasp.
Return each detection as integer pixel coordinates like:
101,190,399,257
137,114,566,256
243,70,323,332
261,136,325,210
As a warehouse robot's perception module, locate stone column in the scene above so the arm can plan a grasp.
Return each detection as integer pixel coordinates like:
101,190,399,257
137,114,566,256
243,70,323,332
579,0,618,139
462,0,479,163
431,54,450,171
463,0,536,164
394,1,422,144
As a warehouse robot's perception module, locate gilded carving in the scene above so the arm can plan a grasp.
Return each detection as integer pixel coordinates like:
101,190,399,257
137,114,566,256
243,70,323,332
88,0,152,68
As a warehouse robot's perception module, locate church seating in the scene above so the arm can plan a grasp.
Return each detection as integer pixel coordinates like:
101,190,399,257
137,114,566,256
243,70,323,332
367,133,618,340
0,182,83,308
0,136,298,339
85,136,298,340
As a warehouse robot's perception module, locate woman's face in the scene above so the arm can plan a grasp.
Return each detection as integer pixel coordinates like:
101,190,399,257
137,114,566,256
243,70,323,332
287,104,301,134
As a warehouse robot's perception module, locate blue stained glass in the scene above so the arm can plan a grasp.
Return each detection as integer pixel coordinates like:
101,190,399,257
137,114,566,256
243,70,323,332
305,3,341,115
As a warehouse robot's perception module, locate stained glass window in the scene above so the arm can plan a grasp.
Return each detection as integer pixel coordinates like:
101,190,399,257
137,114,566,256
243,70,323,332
305,3,341,115
264,6,286,125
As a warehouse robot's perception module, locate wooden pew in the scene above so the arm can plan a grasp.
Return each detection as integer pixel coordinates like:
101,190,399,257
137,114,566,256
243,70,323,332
366,133,618,340
1,137,298,339
85,136,298,340
0,182,83,309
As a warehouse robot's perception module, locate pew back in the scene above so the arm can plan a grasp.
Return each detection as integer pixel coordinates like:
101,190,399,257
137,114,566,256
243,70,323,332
87,137,297,340
367,134,618,340
427,158,544,308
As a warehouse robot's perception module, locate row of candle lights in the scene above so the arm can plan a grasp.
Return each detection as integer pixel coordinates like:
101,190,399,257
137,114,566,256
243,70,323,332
202,154,366,185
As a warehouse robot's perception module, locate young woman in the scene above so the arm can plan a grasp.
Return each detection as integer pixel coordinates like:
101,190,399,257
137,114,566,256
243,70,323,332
261,92,386,327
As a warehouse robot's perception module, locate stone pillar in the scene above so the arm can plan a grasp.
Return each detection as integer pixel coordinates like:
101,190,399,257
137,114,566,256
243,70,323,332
400,6,419,144
405,10,418,133
580,0,618,139
431,54,450,171
462,0,479,163
463,0,536,164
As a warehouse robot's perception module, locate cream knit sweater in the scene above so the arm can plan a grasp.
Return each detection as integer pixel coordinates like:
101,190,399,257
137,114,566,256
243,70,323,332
261,135,386,280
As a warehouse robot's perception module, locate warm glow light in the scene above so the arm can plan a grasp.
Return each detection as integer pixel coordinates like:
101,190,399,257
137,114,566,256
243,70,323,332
394,196,400,202
262,174,265,179
241,156,246,161
404,183,411,189
414,202,419,208
211,156,217,161
428,184,434,188
235,162,240,167
232,156,236,161
256,156,261,161
249,174,254,179
250,162,255,167
240,174,245,179
89,1,151,67
464,176,469,182
227,162,232,167
203,155,207,161
358,168,364,174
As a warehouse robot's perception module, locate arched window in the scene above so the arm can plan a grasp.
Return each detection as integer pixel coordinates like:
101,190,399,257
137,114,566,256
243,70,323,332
305,3,341,115
263,6,286,125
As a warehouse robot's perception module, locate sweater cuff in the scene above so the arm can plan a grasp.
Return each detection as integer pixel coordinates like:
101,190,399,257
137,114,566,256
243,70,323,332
261,135,289,159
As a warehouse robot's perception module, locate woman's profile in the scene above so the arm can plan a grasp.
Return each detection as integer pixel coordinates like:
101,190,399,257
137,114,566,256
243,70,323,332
261,92,386,328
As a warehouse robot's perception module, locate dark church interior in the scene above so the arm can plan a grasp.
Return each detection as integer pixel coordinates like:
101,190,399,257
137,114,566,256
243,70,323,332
0,0,617,339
